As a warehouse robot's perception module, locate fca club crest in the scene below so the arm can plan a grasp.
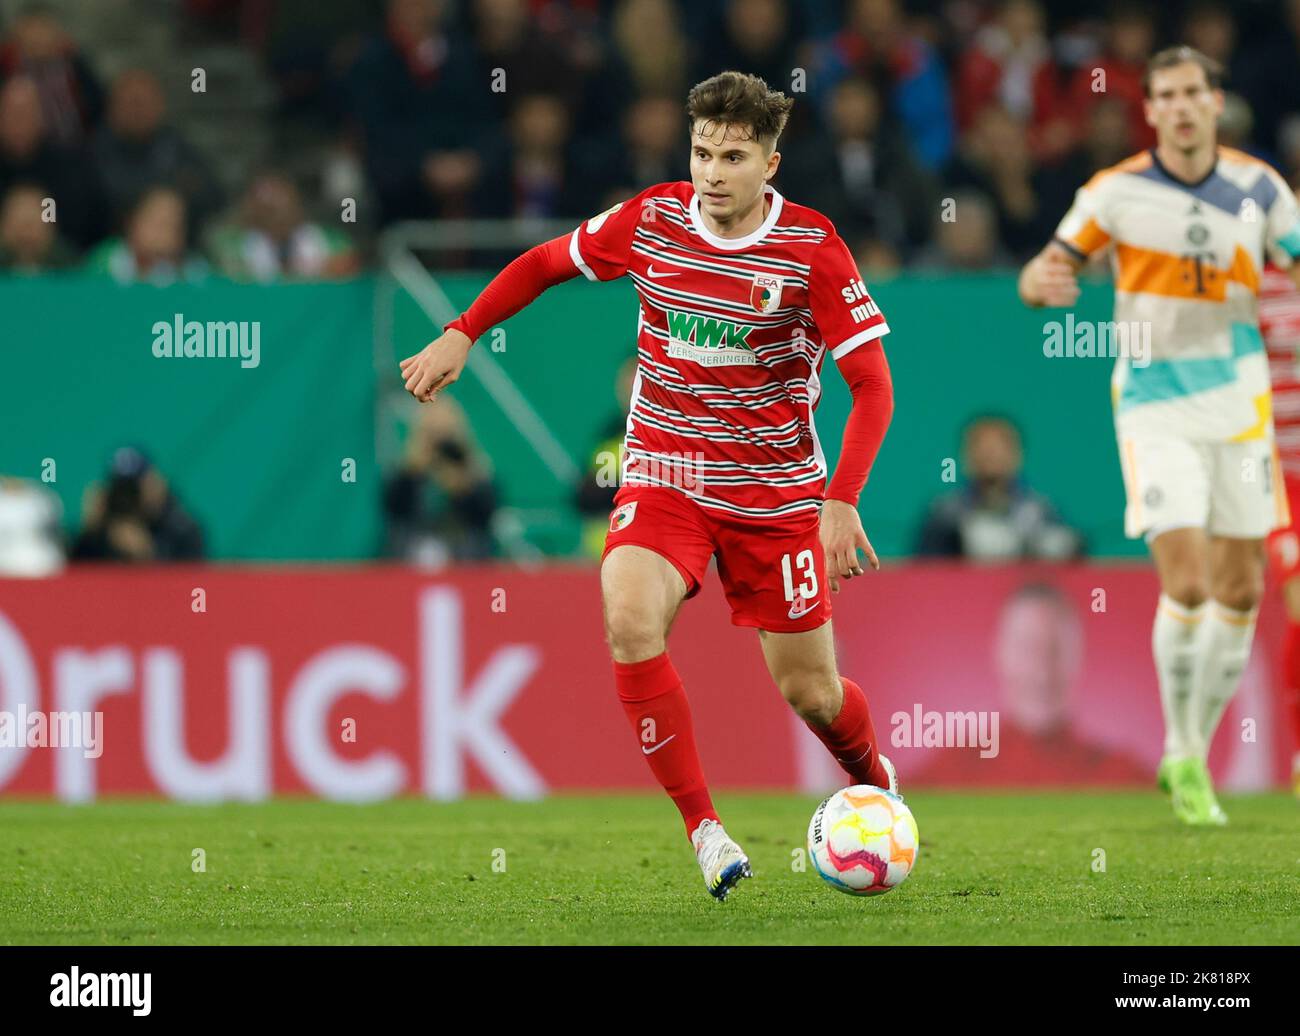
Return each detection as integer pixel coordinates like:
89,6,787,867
609,501,637,532
750,273,783,313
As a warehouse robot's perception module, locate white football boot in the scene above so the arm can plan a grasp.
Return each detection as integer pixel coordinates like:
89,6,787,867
878,753,901,798
690,818,752,901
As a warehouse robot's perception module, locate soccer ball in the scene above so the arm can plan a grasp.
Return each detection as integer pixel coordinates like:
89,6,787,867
807,785,919,896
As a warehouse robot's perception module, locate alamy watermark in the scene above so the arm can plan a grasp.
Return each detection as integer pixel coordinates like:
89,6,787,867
0,707,103,758
596,450,707,493
50,967,150,1015
891,705,1000,758
1043,315,1150,368
152,313,261,368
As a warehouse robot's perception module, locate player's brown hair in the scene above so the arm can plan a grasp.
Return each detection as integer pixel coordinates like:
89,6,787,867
1143,45,1223,97
685,71,794,154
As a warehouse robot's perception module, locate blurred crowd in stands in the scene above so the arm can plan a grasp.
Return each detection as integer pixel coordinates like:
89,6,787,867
0,0,1286,571
2,0,1300,279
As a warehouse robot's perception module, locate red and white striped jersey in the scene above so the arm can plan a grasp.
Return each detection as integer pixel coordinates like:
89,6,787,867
568,180,890,522
1262,264,1300,479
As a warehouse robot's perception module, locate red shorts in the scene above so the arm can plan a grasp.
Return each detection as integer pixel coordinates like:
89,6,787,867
1267,473,1300,584
601,485,832,633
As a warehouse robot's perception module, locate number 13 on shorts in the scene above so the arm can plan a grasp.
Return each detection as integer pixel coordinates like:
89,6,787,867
780,549,819,601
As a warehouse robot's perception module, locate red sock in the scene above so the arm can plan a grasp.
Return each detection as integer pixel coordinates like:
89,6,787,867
1283,622,1300,752
806,676,890,788
614,652,718,840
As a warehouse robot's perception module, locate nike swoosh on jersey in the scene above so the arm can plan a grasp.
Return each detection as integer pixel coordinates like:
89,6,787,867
788,596,821,620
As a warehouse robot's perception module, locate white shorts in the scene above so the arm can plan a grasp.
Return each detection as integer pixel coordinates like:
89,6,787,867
1117,432,1289,540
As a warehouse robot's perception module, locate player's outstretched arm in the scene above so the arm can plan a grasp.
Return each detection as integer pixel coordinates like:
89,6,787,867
1018,241,1083,308
399,233,578,402
822,341,893,592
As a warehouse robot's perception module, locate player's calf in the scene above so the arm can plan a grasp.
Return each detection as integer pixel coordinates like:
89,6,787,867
804,676,894,791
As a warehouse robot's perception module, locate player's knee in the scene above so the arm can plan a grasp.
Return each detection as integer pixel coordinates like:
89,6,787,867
778,670,841,726
1214,572,1263,613
603,604,667,663
1162,572,1209,609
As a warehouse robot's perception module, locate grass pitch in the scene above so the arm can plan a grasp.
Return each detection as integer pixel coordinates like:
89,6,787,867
2,791,1298,945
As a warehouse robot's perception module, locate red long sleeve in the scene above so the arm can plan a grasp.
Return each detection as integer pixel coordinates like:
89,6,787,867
825,341,894,507
444,234,579,342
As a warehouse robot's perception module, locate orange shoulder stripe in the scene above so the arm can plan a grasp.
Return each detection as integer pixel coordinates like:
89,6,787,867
1217,146,1274,171
1082,151,1153,192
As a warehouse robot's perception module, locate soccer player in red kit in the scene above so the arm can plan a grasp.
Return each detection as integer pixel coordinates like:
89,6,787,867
400,71,897,900
1261,263,1300,795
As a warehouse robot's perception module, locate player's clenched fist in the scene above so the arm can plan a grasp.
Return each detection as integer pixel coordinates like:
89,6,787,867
1018,245,1081,308
820,498,879,593
400,328,472,402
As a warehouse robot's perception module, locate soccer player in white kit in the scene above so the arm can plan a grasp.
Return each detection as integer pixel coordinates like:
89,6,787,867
1019,47,1300,824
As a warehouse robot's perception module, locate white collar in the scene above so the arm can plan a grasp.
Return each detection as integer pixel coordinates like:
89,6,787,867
689,183,783,250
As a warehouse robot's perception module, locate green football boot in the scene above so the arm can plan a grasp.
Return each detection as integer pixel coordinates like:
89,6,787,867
1162,756,1228,826
1157,755,1175,795
1192,759,1229,826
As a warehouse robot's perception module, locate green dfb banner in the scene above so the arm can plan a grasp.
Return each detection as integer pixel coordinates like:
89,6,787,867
2,276,379,560
2,271,1132,560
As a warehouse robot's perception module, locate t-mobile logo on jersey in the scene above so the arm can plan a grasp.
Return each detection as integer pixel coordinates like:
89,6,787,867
840,279,880,324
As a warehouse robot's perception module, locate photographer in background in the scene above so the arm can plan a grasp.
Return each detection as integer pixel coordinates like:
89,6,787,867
383,399,498,564
72,446,205,563
0,473,64,576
